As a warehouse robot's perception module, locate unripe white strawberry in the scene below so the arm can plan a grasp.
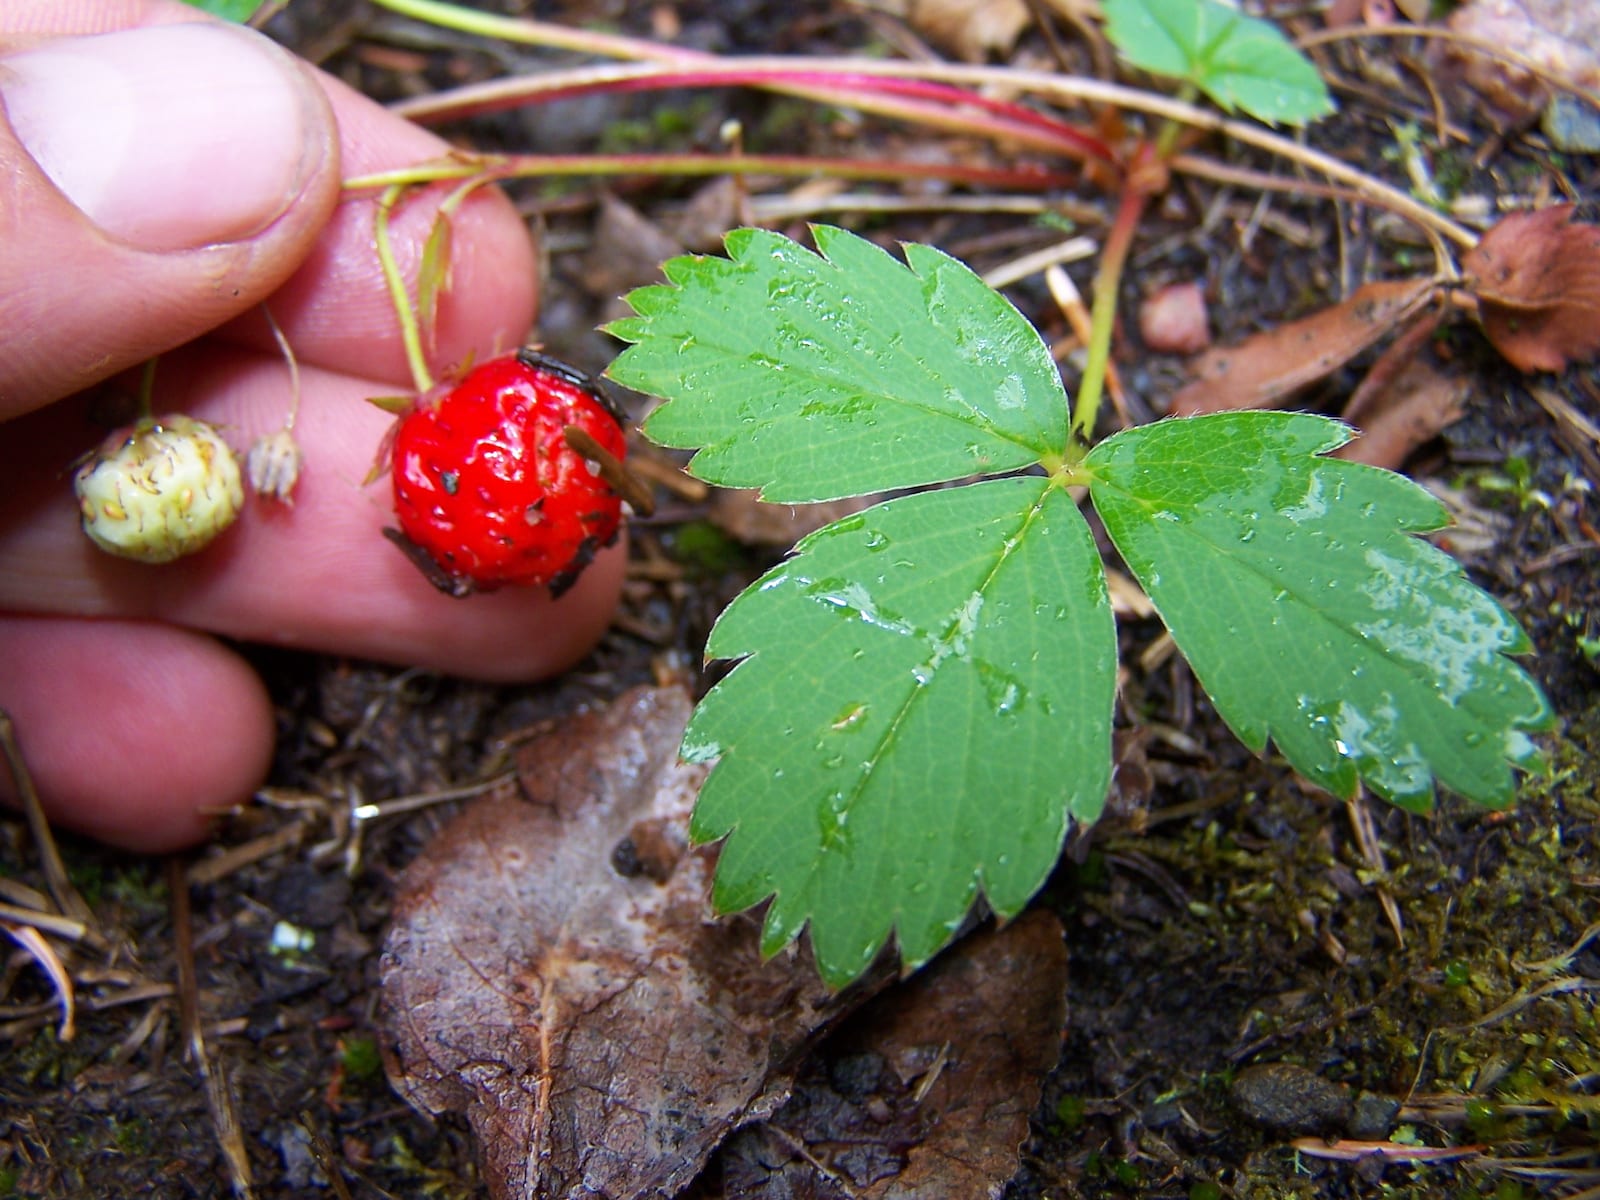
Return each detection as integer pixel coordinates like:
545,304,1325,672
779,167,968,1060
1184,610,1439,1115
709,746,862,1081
74,415,244,563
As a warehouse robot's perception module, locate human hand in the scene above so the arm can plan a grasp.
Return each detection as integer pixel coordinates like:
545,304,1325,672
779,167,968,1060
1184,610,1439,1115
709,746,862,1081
0,2,626,850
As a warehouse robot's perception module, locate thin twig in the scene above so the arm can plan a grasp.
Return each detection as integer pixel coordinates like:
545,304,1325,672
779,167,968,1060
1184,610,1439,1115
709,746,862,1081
170,858,254,1199
1297,24,1600,112
0,710,91,923
981,235,1098,290
186,816,316,889
348,770,517,824
1451,976,1600,1033
1346,789,1405,947
563,426,657,516
0,902,92,943
0,923,74,1040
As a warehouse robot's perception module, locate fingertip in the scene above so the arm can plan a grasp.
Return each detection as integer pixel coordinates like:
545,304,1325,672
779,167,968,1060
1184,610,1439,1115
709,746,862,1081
0,615,274,851
0,21,341,416
229,74,541,385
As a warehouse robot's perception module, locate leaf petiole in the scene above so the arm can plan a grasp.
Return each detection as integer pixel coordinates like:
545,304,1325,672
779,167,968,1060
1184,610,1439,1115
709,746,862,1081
374,184,435,395
1070,176,1153,447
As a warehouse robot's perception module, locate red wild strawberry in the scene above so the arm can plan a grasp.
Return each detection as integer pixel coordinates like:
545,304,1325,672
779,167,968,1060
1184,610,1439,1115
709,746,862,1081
387,350,635,597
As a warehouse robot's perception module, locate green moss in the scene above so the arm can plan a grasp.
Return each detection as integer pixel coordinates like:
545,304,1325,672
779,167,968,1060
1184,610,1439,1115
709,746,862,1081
340,1035,383,1082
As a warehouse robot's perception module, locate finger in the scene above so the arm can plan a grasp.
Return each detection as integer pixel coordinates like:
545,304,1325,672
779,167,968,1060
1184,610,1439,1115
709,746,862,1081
0,614,274,851
2,0,541,398
214,69,542,389
0,19,341,416
0,341,627,681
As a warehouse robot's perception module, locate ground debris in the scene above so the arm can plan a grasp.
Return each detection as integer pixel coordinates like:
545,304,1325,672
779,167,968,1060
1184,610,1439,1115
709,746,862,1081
378,686,885,1200
1230,1061,1353,1135
687,910,1067,1200
1433,0,1600,128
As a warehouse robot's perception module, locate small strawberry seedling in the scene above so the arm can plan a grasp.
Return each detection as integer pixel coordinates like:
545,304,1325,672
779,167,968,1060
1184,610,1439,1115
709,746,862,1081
1103,0,1332,123
607,226,1554,988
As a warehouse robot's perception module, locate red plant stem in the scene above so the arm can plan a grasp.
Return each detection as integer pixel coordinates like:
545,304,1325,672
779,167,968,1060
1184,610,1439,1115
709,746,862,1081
375,0,1114,166
1069,176,1149,450
395,55,1474,247
395,67,1116,169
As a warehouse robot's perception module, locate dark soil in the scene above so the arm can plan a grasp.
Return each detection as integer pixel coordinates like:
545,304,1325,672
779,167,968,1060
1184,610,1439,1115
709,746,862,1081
4,2,1599,1198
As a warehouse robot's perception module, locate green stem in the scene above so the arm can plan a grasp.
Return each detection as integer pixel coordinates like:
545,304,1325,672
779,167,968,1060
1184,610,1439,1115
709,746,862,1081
1069,182,1148,451
375,184,434,395
136,356,158,420
1151,84,1197,160
345,151,1078,195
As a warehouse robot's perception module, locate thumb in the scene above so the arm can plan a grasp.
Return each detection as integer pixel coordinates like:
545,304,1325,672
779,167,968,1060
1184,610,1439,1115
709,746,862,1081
0,21,340,416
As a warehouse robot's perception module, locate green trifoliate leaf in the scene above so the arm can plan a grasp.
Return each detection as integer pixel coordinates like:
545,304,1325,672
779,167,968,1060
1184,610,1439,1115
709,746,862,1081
1102,0,1333,125
1087,412,1552,810
607,226,1071,502
683,478,1115,988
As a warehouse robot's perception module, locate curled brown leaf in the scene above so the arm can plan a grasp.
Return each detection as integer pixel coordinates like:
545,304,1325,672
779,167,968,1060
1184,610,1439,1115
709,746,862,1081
1461,204,1600,373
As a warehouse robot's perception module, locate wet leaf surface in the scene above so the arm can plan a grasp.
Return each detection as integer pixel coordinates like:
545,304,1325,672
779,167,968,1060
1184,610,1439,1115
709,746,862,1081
1461,204,1600,373
379,686,884,1200
609,225,1070,503
687,910,1069,1199
1102,0,1334,124
1086,411,1553,810
684,480,1115,987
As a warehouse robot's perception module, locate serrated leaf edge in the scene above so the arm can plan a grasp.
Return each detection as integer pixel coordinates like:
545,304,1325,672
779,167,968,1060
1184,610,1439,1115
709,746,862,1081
1086,414,1551,809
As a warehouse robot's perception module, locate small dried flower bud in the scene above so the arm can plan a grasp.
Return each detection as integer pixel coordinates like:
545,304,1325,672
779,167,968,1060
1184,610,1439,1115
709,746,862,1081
247,428,304,505
74,415,244,563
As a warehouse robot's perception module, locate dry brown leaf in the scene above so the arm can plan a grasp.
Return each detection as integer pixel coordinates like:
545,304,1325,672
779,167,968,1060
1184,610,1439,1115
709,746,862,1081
1168,278,1437,416
379,686,885,1200
580,194,687,303
1461,205,1600,373
670,177,746,254
1335,357,1469,470
712,489,878,547
1434,0,1600,125
688,910,1068,1199
908,0,1031,62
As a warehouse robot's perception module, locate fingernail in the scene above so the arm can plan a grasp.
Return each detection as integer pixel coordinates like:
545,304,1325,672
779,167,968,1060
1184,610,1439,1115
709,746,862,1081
1,23,328,252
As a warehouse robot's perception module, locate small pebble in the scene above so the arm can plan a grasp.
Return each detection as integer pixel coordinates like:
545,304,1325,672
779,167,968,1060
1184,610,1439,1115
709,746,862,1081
1544,94,1600,153
1139,281,1211,355
1230,1062,1352,1134
1347,1089,1402,1139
